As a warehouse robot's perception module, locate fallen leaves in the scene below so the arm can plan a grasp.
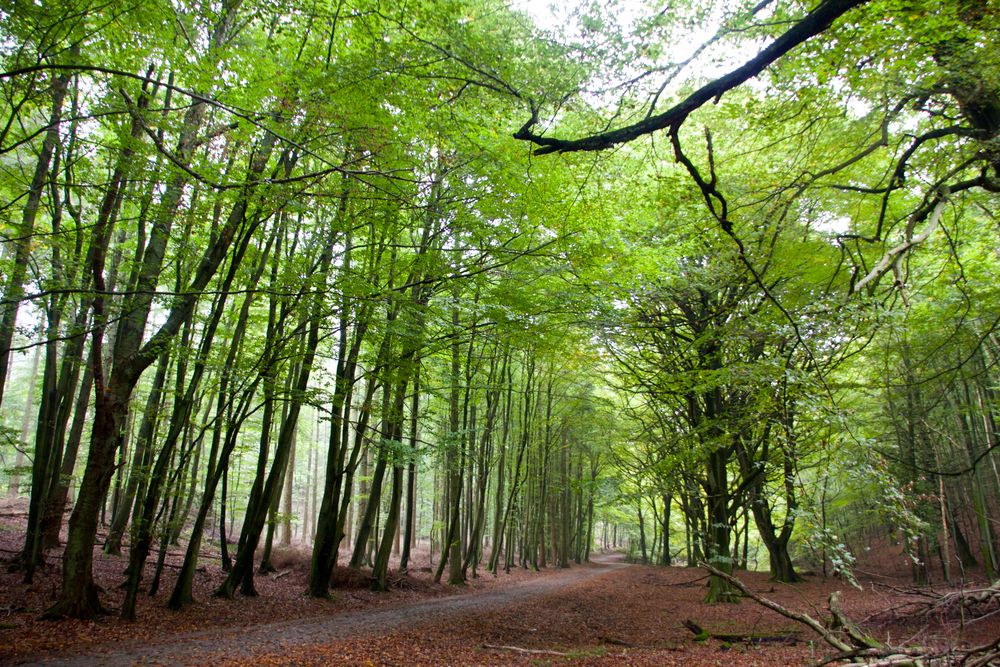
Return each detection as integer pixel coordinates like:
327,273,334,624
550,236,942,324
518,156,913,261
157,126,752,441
2,495,998,666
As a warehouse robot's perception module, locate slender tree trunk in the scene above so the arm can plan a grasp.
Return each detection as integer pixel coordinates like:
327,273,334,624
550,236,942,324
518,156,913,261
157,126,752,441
351,380,392,569
104,350,171,555
372,361,419,590
119,175,276,619
308,287,370,593
218,212,334,599
168,373,261,608
492,354,534,575
8,342,41,497
281,432,296,546
399,370,420,573
436,295,466,585
40,346,94,549
463,356,500,578
0,72,69,408
488,353,512,572
48,113,279,619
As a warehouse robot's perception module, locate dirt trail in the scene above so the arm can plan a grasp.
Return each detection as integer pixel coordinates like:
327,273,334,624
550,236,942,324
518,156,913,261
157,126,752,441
12,555,996,666
18,556,629,666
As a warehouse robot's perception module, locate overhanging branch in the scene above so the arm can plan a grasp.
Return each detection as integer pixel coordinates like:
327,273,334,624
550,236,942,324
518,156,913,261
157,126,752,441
513,0,869,155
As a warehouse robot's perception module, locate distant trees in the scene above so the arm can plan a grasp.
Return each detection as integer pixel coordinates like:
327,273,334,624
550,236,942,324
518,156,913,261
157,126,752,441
0,0,611,620
510,0,1000,590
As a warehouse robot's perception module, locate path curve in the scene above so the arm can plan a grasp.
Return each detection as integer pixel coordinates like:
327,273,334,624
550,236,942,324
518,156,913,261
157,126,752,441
21,556,629,666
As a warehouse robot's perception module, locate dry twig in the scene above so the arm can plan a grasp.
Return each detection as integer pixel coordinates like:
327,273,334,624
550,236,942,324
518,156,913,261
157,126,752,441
482,644,572,656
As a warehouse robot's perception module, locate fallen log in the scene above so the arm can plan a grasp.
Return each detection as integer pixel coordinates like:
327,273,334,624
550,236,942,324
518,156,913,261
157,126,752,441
700,563,1000,666
682,619,799,644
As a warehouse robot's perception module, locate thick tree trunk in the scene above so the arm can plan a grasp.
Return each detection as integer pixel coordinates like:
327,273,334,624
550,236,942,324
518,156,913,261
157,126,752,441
704,446,737,603
38,76,151,615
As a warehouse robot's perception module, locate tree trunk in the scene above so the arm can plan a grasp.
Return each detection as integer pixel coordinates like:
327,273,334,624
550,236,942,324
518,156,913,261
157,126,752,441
47,116,279,619
7,342,41,497
436,295,466,586
217,209,333,599
0,71,69,408
280,430,296,546
40,346,94,549
399,370,420,573
308,288,369,593
104,350,170,555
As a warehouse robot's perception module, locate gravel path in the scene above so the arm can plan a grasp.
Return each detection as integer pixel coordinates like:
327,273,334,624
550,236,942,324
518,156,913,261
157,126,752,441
19,557,628,666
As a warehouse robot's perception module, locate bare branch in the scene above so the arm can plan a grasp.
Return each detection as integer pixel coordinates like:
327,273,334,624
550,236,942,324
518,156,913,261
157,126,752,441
514,0,868,154
851,190,948,295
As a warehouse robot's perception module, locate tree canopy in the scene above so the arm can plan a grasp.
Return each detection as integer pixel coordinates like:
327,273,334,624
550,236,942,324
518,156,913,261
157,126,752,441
0,0,997,623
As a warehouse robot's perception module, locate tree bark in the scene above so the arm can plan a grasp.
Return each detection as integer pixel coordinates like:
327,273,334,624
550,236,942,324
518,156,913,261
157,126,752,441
47,114,279,619
0,71,69,407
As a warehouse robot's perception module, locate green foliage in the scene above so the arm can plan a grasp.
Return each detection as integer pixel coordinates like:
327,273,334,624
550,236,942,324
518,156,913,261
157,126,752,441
1,0,998,615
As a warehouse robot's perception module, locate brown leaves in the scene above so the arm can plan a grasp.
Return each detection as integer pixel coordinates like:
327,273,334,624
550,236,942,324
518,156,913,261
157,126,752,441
2,512,998,667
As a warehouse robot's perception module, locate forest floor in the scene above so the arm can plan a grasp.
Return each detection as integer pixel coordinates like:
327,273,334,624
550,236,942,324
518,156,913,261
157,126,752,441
2,499,998,666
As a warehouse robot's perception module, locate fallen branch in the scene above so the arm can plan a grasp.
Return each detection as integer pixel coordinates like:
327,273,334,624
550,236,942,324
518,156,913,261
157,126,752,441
669,574,710,587
597,635,637,647
682,619,799,645
700,564,1000,666
829,591,881,649
928,581,1000,617
699,563,852,652
963,636,1000,667
482,644,572,656
870,580,1000,624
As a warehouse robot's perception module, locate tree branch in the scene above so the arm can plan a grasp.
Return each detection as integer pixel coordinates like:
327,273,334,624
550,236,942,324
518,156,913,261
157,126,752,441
851,190,949,295
514,0,869,154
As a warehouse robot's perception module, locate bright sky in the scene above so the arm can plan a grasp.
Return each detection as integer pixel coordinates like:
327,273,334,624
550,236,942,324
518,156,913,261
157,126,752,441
509,0,755,106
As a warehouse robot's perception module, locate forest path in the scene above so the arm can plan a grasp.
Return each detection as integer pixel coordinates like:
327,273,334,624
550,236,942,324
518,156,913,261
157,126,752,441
19,554,630,666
